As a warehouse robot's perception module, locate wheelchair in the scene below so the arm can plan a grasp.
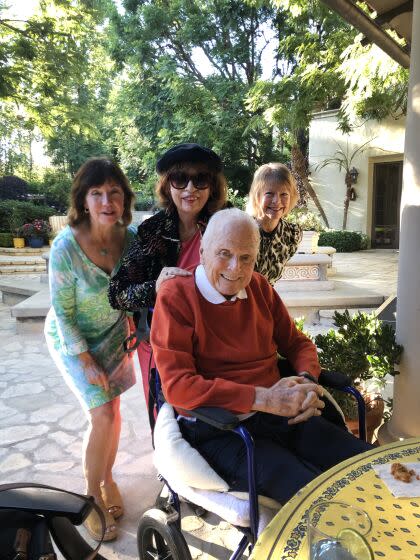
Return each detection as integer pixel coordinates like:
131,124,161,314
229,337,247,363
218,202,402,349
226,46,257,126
135,348,367,560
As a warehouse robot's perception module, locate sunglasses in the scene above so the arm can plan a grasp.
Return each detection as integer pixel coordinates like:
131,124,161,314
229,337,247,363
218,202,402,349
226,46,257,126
168,171,213,190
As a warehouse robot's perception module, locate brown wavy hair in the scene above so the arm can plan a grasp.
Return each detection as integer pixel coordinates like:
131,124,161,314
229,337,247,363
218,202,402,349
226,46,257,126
247,163,298,220
155,162,227,216
67,157,135,226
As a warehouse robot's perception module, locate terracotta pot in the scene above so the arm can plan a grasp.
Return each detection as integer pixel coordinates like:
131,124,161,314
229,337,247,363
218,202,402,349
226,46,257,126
12,237,25,249
346,396,384,443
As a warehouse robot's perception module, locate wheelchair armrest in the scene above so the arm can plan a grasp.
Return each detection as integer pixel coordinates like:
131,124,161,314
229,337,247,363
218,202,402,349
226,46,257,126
179,406,240,431
319,370,352,390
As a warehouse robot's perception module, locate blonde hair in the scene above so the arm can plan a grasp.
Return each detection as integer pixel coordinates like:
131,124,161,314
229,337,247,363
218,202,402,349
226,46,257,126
247,163,298,220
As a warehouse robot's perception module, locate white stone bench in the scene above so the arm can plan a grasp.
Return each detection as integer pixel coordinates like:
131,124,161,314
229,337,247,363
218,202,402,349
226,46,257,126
276,253,334,291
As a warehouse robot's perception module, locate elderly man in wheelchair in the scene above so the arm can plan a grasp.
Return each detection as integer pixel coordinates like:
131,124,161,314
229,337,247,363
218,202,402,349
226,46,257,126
142,208,372,560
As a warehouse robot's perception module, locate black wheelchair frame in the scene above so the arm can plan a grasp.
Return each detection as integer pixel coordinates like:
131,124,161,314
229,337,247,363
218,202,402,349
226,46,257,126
136,361,367,560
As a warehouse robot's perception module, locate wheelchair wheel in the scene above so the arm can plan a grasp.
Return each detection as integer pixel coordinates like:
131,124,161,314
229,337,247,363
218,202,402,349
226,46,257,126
137,508,192,560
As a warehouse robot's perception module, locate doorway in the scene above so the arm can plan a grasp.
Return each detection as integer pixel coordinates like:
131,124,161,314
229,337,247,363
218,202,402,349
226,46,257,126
372,161,403,249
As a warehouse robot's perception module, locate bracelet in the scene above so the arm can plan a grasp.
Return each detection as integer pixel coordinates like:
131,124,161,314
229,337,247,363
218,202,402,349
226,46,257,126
300,372,318,384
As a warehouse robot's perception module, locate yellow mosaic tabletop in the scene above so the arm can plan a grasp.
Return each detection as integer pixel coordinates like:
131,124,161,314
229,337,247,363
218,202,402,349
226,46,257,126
250,438,420,560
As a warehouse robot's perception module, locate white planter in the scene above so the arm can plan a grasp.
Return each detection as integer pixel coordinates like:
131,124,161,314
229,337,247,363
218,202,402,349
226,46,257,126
297,231,320,254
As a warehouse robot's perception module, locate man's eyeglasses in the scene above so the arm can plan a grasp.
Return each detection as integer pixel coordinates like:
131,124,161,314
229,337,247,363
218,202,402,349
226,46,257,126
168,171,213,190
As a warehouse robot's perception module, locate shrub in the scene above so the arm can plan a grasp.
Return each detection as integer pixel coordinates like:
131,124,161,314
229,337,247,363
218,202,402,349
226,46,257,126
0,233,13,247
0,175,29,200
20,219,51,239
134,193,155,211
286,208,324,232
228,187,247,210
27,170,71,213
0,200,55,233
315,310,403,419
318,230,368,252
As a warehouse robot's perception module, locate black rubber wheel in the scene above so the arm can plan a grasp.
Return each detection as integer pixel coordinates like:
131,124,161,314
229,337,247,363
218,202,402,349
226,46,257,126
137,508,192,560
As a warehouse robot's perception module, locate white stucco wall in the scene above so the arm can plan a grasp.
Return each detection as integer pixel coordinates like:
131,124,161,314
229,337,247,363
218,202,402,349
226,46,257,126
308,110,406,233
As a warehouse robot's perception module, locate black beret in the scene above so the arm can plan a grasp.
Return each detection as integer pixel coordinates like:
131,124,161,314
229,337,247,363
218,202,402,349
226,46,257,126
156,143,223,174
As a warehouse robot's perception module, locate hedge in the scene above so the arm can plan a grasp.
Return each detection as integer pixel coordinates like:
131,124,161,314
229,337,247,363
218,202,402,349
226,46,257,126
318,230,368,252
0,200,55,233
0,233,13,247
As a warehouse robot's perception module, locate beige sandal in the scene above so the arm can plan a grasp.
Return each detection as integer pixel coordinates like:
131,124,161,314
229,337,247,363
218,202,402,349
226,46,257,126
101,481,124,519
84,498,117,542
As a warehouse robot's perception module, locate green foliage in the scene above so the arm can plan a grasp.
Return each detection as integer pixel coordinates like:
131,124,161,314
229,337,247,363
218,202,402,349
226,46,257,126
0,200,54,233
318,230,367,252
106,0,281,194
286,207,324,232
228,188,247,210
0,232,13,247
315,310,403,419
0,175,29,200
28,170,72,213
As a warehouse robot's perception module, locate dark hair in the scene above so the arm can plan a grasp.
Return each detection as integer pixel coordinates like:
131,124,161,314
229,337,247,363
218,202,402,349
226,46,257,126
155,161,227,216
67,157,135,226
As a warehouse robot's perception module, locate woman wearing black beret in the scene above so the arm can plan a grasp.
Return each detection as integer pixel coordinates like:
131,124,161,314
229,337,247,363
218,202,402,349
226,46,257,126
108,143,228,387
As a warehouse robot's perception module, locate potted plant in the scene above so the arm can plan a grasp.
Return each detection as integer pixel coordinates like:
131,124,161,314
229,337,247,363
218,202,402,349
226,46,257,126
21,219,51,248
314,310,403,442
286,208,324,253
7,215,26,249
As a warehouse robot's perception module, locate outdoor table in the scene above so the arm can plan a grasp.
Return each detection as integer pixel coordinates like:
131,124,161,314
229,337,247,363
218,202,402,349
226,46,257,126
250,438,420,560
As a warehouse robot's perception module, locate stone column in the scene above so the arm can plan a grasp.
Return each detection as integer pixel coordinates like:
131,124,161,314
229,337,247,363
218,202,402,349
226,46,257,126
378,0,420,442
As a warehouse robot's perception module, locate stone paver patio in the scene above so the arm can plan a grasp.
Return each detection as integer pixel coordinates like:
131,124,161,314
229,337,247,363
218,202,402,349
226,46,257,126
0,250,399,559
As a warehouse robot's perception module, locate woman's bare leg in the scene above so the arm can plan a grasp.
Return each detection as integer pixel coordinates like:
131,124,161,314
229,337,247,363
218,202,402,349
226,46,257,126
103,396,121,485
83,400,115,501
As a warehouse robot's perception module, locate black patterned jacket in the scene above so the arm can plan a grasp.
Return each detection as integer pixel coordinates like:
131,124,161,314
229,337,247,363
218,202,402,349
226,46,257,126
108,208,209,311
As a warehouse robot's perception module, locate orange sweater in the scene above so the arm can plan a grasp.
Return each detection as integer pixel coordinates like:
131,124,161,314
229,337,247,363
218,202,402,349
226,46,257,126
151,270,320,415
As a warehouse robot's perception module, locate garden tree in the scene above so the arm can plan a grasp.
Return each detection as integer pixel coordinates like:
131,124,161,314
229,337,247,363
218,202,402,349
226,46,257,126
0,104,36,176
338,39,409,129
247,0,358,226
0,0,114,174
106,0,281,193
249,0,409,228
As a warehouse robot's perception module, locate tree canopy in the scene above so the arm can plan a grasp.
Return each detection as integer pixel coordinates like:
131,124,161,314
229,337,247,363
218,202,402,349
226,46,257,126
0,0,409,207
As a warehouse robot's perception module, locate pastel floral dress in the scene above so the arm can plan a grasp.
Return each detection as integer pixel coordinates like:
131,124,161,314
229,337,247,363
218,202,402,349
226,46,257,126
44,225,137,410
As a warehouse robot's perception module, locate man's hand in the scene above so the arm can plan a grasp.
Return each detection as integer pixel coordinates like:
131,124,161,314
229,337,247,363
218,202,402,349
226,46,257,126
252,376,324,424
79,351,110,392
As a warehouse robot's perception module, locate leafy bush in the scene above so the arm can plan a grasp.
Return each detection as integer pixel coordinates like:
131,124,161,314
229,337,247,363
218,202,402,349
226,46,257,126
20,219,51,239
228,187,247,210
318,230,367,252
286,208,324,232
315,310,403,419
134,193,155,211
0,175,29,200
0,233,13,247
0,200,55,233
27,170,72,213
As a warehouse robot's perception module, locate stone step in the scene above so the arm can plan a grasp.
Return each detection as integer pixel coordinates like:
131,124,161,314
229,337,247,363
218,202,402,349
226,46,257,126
0,257,45,265
0,265,46,274
0,246,48,256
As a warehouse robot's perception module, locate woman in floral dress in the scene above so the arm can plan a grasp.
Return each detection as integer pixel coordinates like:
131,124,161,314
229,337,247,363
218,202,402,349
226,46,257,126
45,157,136,542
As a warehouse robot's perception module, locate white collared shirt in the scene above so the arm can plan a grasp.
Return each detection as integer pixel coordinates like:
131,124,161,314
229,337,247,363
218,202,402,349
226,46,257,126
195,264,247,304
